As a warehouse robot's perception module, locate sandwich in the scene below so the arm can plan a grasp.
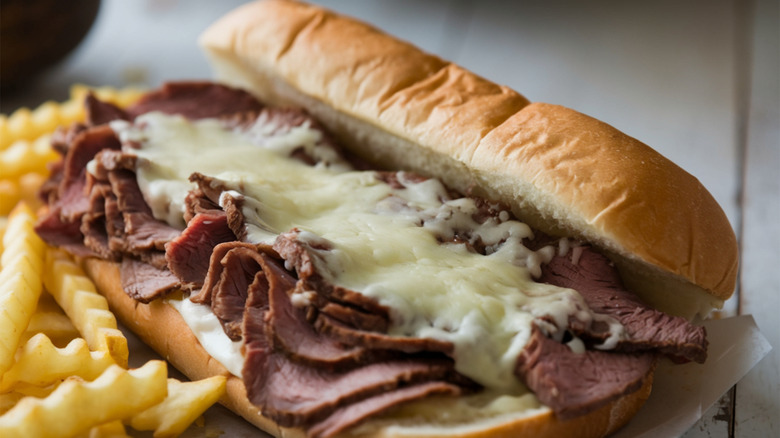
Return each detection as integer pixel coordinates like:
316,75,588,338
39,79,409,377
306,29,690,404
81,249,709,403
33,0,738,437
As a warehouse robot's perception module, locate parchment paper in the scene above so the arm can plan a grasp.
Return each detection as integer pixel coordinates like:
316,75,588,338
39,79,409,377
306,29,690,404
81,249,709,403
613,315,772,438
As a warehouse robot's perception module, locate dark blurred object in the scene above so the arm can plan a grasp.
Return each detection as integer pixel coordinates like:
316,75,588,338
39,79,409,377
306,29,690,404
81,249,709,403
1,0,101,91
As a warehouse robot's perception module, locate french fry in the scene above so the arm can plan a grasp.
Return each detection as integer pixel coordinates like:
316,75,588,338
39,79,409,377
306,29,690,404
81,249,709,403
0,334,115,392
23,290,79,347
85,421,129,438
128,376,227,438
0,114,9,149
0,180,20,217
29,103,64,138
22,310,80,347
0,204,45,375
1,98,76,151
0,203,44,269
0,108,33,151
0,393,23,416
0,360,168,438
43,249,128,367
8,382,59,398
0,134,59,181
18,172,47,212
0,85,145,151
0,216,9,253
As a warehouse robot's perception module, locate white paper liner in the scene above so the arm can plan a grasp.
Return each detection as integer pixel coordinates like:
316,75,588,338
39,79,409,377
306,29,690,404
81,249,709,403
613,315,772,437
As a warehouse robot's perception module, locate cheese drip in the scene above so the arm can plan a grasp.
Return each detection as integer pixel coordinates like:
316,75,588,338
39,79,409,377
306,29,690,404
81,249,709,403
113,112,623,393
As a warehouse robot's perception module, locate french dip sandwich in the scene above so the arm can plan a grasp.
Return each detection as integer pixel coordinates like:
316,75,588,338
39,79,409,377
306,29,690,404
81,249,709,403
34,0,738,437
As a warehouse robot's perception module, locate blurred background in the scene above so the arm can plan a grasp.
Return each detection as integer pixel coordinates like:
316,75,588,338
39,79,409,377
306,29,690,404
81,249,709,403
1,1,777,436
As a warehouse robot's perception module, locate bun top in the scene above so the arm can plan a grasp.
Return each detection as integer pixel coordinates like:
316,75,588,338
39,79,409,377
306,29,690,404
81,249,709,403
199,0,737,318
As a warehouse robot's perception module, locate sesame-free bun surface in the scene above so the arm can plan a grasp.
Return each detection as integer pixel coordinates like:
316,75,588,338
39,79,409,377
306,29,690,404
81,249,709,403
83,257,653,438
200,0,737,319
77,0,735,436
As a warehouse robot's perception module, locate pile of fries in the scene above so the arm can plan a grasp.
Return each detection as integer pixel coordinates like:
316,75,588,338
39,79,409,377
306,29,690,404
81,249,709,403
0,87,228,437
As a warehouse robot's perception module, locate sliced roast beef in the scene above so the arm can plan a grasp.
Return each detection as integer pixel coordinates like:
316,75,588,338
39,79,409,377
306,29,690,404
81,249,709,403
61,125,121,192
515,325,655,420
81,182,118,261
187,174,247,240
57,181,92,225
165,210,236,287
191,241,272,305
91,149,137,179
34,208,95,258
50,122,87,155
191,243,279,339
317,301,389,333
123,212,181,253
104,191,126,253
89,151,137,252
126,82,264,120
59,126,121,220
241,250,473,430
187,172,225,206
85,93,130,126
218,270,267,341
40,123,86,204
210,246,271,340
539,246,708,363
106,169,152,215
219,191,247,241
103,169,181,256
266,265,375,371
227,247,374,369
182,188,220,224
315,314,454,356
120,257,180,303
308,382,462,438
37,127,118,254
35,123,181,269
247,331,461,428
274,230,390,318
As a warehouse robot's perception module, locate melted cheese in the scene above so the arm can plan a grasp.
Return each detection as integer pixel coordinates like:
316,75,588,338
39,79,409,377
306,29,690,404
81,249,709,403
113,112,623,394
166,296,244,376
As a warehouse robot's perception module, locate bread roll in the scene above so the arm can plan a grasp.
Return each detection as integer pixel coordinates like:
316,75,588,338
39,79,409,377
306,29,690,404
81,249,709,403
200,0,737,319
80,0,737,437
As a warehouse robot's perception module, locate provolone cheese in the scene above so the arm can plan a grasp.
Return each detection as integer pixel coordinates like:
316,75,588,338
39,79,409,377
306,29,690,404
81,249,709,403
112,112,624,393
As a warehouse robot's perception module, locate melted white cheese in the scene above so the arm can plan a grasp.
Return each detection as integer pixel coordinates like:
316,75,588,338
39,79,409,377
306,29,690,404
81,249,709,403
114,112,623,393
166,296,244,377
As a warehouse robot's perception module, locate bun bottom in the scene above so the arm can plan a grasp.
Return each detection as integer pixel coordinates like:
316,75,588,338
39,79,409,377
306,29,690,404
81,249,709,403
82,258,654,438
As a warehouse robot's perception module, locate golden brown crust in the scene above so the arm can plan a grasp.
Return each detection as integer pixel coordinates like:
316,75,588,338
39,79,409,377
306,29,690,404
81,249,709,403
83,258,652,438
475,102,738,300
200,0,737,317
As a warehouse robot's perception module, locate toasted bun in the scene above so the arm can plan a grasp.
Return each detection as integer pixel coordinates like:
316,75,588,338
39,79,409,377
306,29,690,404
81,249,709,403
78,0,737,436
199,0,737,319
83,257,653,438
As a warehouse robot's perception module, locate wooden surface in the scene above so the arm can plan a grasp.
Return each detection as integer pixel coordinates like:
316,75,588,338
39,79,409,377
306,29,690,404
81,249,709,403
2,1,777,436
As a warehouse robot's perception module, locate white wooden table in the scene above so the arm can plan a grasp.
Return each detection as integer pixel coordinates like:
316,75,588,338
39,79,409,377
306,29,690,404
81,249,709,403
2,1,777,436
